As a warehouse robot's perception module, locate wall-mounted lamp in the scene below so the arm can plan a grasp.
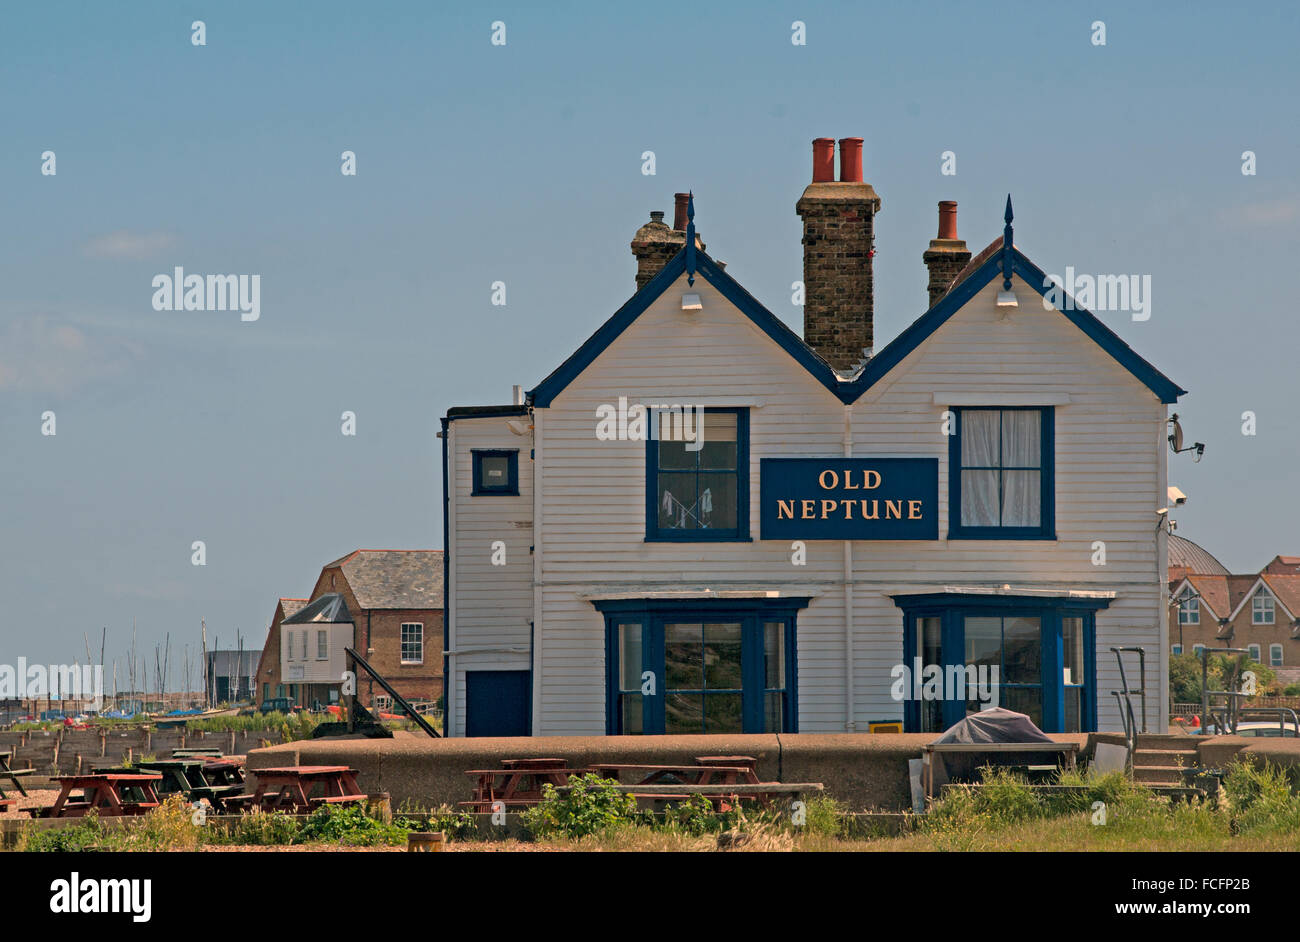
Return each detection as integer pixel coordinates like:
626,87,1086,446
681,293,702,311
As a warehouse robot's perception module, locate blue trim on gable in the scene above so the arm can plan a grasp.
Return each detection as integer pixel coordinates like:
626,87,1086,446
526,235,1185,411
527,249,850,408
1011,253,1186,404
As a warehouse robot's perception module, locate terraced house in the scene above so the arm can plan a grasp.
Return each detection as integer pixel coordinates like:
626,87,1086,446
1168,536,1300,686
441,138,1186,738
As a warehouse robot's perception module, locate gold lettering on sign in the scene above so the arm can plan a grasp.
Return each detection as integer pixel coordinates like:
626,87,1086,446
821,500,837,519
818,470,839,490
908,499,923,520
777,500,795,520
864,470,882,489
801,500,816,519
861,500,880,520
885,500,903,519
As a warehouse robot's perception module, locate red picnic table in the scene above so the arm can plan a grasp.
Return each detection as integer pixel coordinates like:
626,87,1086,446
460,758,576,811
236,766,366,814
32,773,163,818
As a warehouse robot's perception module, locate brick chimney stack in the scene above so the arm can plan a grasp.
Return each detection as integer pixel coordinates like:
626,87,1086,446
631,194,705,291
796,137,881,371
922,201,971,308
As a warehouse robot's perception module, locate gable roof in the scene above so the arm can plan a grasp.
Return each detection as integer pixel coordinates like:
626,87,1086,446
526,226,1185,409
1228,575,1298,623
1262,574,1300,625
283,592,354,625
529,250,847,407
1170,577,1220,620
322,549,444,610
279,598,309,620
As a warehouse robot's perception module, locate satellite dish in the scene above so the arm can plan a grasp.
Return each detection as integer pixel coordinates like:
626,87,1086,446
1169,417,1184,453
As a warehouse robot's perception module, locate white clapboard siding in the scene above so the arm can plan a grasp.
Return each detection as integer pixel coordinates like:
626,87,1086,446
447,415,535,737
452,267,1171,735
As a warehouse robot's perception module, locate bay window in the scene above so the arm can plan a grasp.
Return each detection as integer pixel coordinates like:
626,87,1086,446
598,597,806,734
896,593,1106,734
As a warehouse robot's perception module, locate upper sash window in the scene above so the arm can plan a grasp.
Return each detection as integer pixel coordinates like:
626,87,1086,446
949,407,1054,540
646,408,749,541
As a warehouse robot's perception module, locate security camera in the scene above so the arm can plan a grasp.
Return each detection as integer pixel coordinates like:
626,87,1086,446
1167,486,1187,507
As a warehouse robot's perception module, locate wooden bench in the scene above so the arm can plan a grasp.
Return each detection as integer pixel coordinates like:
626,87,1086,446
586,763,762,786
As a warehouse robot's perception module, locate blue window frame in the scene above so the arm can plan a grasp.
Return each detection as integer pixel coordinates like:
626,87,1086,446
471,449,519,495
645,407,749,542
948,406,1054,540
596,597,807,735
894,593,1107,734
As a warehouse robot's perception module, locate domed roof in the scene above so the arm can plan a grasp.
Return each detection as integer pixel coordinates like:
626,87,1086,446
1168,534,1229,576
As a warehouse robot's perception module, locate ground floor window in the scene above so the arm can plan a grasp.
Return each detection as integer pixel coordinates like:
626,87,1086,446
596,597,808,735
894,593,1108,735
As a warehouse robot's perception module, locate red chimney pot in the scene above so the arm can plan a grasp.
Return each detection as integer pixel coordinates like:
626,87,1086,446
838,138,864,183
673,192,690,231
937,201,958,240
812,138,835,183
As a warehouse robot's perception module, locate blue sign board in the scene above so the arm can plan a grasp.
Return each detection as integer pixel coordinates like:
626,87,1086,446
760,458,939,540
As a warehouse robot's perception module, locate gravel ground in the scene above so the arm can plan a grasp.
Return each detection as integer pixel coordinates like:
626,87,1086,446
1,788,59,820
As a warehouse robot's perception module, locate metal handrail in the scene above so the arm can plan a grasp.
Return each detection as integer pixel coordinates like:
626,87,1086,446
1110,646,1147,772
1199,647,1249,735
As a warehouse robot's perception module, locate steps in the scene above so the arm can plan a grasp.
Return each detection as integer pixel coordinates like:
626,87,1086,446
1130,734,1198,787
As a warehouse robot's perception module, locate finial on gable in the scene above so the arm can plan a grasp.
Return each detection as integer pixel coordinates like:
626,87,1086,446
686,191,697,286
1001,194,1014,290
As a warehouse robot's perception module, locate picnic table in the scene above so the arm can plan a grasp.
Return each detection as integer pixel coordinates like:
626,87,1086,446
0,751,34,799
92,758,245,812
460,758,576,811
237,766,366,814
202,758,245,787
32,773,162,818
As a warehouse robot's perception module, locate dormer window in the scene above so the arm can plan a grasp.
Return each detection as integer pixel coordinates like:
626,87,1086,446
1177,587,1199,625
1252,589,1275,625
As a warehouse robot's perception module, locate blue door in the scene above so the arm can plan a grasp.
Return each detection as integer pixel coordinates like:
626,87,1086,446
466,670,531,737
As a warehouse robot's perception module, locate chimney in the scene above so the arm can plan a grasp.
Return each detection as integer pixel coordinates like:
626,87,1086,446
631,198,705,291
796,137,881,371
922,201,971,309
673,192,690,231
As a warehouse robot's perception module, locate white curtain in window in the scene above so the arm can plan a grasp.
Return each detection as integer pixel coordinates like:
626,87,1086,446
960,411,999,527
1001,412,1041,526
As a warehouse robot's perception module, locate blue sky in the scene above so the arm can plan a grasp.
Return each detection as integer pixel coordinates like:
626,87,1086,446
2,1,1297,673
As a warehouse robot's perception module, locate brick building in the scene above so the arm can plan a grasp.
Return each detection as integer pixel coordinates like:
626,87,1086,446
1168,534,1300,685
254,550,444,711
253,597,307,707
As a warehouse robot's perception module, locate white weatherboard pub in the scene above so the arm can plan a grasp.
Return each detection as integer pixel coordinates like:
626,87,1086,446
440,139,1185,739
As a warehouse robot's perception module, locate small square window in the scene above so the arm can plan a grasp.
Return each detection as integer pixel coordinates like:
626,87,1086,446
472,450,519,495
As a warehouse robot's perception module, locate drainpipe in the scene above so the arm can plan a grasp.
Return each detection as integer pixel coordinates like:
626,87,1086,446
843,404,856,731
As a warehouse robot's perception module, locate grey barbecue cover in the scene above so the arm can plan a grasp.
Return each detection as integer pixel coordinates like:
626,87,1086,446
930,707,1055,745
